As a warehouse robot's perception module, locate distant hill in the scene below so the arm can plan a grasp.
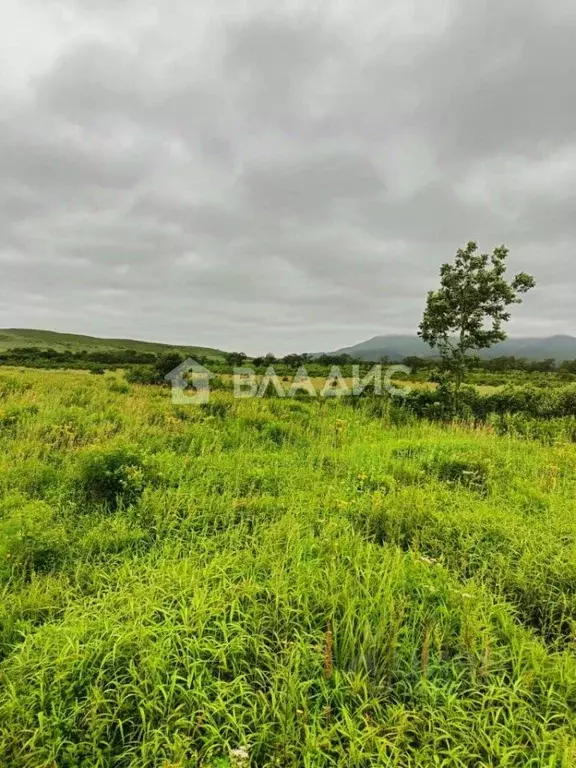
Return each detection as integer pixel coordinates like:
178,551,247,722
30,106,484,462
0,329,224,359
333,334,576,362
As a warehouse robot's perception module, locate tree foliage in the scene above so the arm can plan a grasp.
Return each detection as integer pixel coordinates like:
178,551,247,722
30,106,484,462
418,242,536,408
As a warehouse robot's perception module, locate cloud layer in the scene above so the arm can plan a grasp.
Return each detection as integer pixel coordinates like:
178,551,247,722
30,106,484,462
1,0,575,353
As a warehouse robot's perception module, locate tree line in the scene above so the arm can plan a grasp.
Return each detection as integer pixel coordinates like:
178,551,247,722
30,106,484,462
3,344,576,377
0,347,158,370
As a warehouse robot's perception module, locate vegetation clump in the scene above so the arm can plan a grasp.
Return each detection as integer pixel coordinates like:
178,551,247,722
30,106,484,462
76,446,148,510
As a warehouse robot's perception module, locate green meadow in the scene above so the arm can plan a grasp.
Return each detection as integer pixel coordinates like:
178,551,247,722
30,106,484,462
1,368,576,766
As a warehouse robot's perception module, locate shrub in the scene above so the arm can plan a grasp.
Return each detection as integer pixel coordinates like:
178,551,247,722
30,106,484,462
125,366,161,385
154,351,184,379
0,502,69,580
76,446,149,510
487,412,576,443
106,379,130,394
401,386,480,421
210,376,233,392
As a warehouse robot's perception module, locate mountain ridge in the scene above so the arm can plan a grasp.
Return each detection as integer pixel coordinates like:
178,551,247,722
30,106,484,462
332,334,576,362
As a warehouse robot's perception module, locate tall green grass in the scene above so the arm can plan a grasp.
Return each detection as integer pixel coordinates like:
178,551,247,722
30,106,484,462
1,369,576,766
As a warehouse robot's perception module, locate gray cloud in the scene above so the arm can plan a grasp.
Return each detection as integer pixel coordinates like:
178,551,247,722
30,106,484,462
1,0,575,353
239,152,386,222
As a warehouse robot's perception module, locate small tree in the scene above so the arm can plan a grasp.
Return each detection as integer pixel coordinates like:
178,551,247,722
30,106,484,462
418,241,535,413
225,352,248,367
154,351,184,379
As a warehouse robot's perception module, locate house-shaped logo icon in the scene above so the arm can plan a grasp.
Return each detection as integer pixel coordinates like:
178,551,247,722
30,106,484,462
165,358,214,404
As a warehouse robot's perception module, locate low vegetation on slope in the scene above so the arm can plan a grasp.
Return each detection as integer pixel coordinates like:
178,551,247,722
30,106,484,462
1,369,576,766
0,328,223,357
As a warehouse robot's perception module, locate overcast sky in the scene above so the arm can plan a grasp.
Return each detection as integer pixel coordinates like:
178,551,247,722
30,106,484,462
1,0,575,354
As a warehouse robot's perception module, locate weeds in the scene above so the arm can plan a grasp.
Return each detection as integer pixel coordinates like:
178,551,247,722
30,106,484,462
0,368,576,766
76,446,149,510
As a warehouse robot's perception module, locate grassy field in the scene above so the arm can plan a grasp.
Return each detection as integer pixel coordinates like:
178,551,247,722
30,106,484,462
310,378,503,396
0,329,223,358
224,375,503,397
1,368,576,766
